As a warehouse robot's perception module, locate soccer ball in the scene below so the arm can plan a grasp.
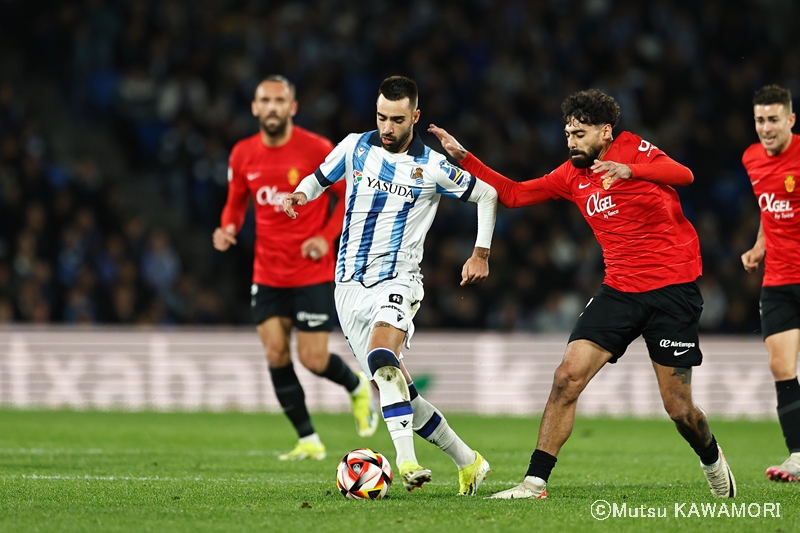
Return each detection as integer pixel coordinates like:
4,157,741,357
336,448,393,500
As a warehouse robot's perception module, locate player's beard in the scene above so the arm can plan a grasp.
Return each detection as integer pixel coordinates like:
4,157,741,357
381,126,413,153
259,114,288,138
569,144,601,168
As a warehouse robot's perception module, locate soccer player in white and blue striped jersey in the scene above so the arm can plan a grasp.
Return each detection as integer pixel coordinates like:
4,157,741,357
284,76,497,495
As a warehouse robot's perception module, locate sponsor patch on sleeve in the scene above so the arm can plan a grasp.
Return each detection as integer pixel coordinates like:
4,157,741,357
438,160,469,187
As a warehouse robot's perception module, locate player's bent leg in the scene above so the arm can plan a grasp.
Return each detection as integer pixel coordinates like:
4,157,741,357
488,340,610,500
653,362,735,497
536,340,610,454
405,378,488,495
765,329,800,481
258,317,324,460
367,343,429,490
366,321,430,491
297,332,378,437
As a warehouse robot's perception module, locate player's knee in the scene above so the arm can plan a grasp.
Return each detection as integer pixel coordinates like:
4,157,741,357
767,355,794,380
264,345,291,367
663,398,694,424
551,364,587,400
297,347,328,375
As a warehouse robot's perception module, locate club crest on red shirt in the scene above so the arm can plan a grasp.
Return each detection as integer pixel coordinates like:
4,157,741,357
287,167,300,186
786,175,795,193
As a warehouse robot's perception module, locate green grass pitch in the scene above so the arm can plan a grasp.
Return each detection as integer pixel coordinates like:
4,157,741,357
1,409,798,533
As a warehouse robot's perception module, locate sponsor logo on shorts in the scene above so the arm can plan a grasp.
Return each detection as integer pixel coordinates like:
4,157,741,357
297,311,329,328
389,294,403,304
381,304,405,323
660,339,696,356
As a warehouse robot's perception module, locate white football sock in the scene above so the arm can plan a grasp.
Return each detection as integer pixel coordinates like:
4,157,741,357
369,350,416,468
411,394,475,469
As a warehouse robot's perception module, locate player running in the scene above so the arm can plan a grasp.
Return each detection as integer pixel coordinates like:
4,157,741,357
429,88,736,499
741,84,800,482
284,76,497,495
213,76,377,461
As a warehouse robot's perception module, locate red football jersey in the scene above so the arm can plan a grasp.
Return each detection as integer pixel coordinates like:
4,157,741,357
221,126,344,288
742,134,800,287
462,131,701,292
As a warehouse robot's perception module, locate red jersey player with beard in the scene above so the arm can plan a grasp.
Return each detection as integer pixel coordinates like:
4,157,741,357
213,76,377,461
741,84,800,482
429,89,735,500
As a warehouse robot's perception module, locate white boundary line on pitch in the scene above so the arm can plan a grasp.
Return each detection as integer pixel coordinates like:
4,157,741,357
0,448,279,456
1,473,520,486
0,474,320,483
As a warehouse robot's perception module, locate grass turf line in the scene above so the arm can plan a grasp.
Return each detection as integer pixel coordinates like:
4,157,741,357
0,409,798,533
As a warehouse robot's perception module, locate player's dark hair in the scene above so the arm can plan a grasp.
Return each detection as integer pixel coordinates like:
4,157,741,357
255,75,296,100
378,76,418,110
753,84,793,112
561,89,620,128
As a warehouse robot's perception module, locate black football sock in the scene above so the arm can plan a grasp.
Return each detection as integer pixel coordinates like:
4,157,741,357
269,364,314,438
525,449,557,482
695,434,720,465
776,378,800,453
321,353,360,393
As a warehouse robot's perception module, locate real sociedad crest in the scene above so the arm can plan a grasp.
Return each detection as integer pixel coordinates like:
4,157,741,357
411,167,424,185
785,175,795,193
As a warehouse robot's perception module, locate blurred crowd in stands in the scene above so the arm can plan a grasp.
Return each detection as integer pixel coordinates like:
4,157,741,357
1,0,798,332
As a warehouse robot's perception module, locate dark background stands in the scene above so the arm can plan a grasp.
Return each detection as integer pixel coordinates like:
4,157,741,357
0,0,796,332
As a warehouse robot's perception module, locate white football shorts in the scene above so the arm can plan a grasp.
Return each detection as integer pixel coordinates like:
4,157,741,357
334,278,424,378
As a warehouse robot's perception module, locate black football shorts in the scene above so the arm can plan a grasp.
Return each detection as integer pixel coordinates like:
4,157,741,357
251,281,335,331
760,284,800,339
568,281,703,367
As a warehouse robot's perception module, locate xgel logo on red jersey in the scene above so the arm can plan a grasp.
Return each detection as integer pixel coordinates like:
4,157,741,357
256,185,289,211
586,192,618,218
759,193,794,220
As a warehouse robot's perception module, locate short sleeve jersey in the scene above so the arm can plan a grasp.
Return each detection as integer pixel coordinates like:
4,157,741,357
742,134,800,287
223,126,340,288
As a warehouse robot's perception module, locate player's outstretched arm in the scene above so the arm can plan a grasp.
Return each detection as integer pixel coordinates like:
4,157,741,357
742,223,766,273
282,192,308,219
428,123,558,208
212,224,237,251
461,247,490,286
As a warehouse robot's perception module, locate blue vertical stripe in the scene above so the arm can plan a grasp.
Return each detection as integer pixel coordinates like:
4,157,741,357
352,157,395,281
337,133,373,281
322,154,346,184
379,185,419,279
